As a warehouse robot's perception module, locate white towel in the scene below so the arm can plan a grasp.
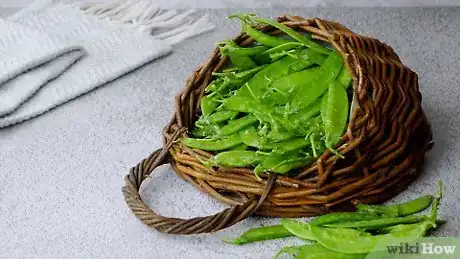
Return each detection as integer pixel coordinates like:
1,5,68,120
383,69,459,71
0,0,214,128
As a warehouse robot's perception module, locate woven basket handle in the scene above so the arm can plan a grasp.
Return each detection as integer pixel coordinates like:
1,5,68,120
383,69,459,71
122,128,277,234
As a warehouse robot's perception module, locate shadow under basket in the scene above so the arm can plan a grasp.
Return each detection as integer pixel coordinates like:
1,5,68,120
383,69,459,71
122,15,433,235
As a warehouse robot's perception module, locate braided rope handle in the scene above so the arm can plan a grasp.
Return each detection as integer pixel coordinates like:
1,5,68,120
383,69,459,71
122,128,277,234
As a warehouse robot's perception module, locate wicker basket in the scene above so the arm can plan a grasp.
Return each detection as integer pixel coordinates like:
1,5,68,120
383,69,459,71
122,15,433,235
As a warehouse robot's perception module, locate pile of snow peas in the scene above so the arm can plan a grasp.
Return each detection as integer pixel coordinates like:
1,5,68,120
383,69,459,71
180,13,353,175
227,182,446,258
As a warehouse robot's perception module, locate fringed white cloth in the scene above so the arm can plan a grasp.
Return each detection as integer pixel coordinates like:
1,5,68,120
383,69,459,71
0,0,214,128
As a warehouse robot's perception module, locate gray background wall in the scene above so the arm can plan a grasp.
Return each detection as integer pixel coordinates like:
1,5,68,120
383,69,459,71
2,0,460,8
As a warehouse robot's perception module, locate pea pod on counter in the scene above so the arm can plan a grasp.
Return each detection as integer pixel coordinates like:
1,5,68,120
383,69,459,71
356,195,434,217
276,243,367,259
225,225,292,245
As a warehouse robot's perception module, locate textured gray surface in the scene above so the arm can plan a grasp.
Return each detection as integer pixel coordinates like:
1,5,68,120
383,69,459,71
2,0,460,8
1,6,460,259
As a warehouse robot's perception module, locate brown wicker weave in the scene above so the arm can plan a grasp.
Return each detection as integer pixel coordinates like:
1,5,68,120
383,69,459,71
122,15,433,235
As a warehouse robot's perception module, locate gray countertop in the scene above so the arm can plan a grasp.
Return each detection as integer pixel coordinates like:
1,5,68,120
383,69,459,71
1,7,459,259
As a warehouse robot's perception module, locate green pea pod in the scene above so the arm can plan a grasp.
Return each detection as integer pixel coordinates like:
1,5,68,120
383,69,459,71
218,40,270,56
234,13,331,55
338,65,353,89
234,48,327,102
266,66,322,105
230,143,248,150
356,195,433,217
239,127,274,150
276,244,367,259
180,134,242,151
290,51,344,111
321,81,349,149
254,152,311,174
273,137,311,154
254,42,303,64
240,22,292,47
217,114,259,137
207,65,267,94
225,225,292,245
200,95,219,117
211,150,265,167
323,215,427,230
280,219,315,240
206,110,239,124
309,182,444,254
309,212,383,226
228,53,257,70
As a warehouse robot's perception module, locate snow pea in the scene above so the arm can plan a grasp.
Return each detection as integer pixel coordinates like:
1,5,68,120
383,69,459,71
236,13,331,55
226,225,292,245
309,212,382,226
290,51,344,111
273,137,312,154
323,215,427,230
309,182,443,254
234,48,328,103
206,65,267,94
180,133,242,151
228,53,257,70
200,95,219,117
230,143,248,151
254,152,312,174
211,150,266,167
321,80,349,149
280,219,316,241
204,110,239,124
216,114,259,137
338,65,353,89
218,40,270,57
239,126,274,150
276,243,367,259
254,42,303,64
265,66,322,105
356,195,433,217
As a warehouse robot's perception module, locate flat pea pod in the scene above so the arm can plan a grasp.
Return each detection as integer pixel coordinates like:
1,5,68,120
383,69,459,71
235,48,326,102
287,99,322,130
356,195,433,217
207,65,267,94
266,66,322,105
276,244,367,259
254,42,303,64
254,152,311,174
323,215,427,230
206,110,239,124
273,137,311,154
290,51,344,110
309,211,382,226
321,80,349,149
228,53,257,70
309,225,377,254
239,22,292,47
239,14,331,55
338,65,353,89
211,150,265,167
229,143,248,150
200,95,219,117
218,40,270,56
280,219,315,240
180,134,242,151
225,225,292,245
239,127,274,150
216,114,259,137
